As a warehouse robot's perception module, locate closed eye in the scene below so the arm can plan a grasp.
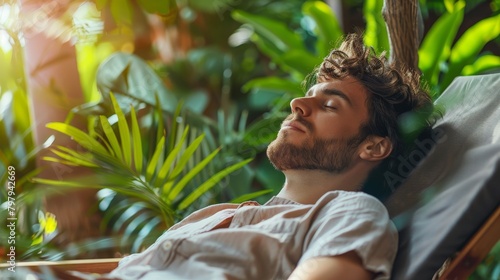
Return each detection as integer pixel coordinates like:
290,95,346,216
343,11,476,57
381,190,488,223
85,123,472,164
324,98,340,110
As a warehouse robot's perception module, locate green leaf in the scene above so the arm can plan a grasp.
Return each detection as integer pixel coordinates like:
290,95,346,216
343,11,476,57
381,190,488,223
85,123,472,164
99,115,123,160
146,136,165,182
130,106,143,174
42,156,80,167
444,0,455,13
303,1,343,57
46,122,108,155
112,204,145,232
255,158,285,192
238,110,249,135
122,211,152,244
31,235,43,246
22,134,54,169
441,14,500,89
33,178,93,188
282,49,323,76
95,134,115,160
169,133,205,180
42,157,82,166
250,32,287,65
15,168,42,189
363,0,389,54
131,217,163,252
12,89,34,150
461,55,500,76
418,1,465,86
49,149,98,168
96,53,178,114
99,194,136,231
110,93,132,167
231,10,304,53
177,158,253,210
167,148,222,202
230,189,274,204
54,145,94,164
157,127,191,184
166,102,182,153
243,77,303,96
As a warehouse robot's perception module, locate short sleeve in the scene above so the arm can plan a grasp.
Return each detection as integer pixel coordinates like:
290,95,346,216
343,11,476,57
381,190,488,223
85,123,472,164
299,192,398,280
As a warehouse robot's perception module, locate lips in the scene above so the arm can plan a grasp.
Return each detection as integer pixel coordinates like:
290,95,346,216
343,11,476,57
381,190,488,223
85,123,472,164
282,120,307,133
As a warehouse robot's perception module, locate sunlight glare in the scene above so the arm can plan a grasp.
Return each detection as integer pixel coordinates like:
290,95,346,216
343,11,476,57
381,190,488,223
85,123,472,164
0,4,18,52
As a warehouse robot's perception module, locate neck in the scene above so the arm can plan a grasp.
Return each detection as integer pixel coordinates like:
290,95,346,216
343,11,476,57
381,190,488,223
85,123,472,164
276,161,374,204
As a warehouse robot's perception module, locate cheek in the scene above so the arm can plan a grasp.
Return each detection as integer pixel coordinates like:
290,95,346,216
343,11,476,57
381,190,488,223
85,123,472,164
315,118,359,139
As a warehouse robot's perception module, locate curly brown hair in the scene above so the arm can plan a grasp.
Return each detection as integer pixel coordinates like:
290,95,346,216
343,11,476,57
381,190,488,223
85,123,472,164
308,34,431,152
306,33,434,196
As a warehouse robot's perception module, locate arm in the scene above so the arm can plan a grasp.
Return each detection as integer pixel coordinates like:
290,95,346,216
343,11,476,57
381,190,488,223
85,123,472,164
288,251,374,280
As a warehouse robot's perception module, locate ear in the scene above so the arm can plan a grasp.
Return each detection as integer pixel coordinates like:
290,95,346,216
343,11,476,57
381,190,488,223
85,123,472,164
358,136,393,161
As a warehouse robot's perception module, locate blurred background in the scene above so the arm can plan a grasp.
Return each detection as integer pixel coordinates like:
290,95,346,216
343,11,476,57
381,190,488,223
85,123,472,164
0,0,499,278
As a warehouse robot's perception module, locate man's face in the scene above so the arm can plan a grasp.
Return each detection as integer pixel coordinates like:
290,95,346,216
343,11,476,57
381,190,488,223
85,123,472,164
267,76,370,173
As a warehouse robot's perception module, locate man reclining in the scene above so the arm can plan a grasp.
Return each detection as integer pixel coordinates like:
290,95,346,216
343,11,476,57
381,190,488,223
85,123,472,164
103,33,432,280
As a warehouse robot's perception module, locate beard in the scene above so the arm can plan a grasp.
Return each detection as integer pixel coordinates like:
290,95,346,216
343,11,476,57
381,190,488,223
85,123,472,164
267,116,366,173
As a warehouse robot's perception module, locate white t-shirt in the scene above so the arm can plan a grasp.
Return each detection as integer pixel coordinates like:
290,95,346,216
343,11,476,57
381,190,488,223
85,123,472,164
110,190,398,280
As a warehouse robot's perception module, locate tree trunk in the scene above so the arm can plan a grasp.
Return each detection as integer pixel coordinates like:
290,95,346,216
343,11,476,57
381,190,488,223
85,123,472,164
382,0,424,71
20,0,101,245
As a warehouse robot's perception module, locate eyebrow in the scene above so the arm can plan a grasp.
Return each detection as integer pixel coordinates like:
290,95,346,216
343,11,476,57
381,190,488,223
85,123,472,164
307,88,353,107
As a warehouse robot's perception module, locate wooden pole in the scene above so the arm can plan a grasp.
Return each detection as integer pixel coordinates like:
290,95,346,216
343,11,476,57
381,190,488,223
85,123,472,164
382,0,424,71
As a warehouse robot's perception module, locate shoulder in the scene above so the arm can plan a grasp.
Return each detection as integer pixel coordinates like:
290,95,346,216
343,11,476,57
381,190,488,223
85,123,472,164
312,191,395,243
316,191,389,218
302,191,398,279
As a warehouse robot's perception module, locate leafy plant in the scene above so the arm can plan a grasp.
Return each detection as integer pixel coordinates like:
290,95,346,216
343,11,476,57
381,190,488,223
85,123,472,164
0,91,60,261
418,0,500,95
75,50,277,202
0,25,61,261
469,241,500,280
67,0,303,203
35,93,258,252
232,0,389,111
233,0,500,101
198,107,280,201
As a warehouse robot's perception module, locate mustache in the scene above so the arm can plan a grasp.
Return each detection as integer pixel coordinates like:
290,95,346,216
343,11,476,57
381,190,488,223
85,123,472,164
283,114,313,132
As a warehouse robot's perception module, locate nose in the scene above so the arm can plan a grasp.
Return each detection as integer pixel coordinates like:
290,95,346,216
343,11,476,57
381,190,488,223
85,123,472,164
290,97,312,117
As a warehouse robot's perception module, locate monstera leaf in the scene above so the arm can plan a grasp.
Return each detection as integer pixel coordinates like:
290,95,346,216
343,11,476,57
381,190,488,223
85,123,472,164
96,52,179,114
67,52,213,131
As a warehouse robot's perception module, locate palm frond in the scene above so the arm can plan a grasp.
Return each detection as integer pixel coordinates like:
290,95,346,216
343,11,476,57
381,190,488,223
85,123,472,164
40,92,254,252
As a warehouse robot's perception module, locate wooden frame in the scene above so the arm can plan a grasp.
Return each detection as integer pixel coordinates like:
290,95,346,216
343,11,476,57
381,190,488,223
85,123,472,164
0,258,120,277
435,205,500,280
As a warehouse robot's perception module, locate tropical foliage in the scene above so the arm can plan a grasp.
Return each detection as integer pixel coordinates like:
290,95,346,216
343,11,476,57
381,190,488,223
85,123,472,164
1,1,498,272
0,27,60,260
233,0,500,100
0,91,59,260
470,241,500,280
35,92,259,252
418,0,500,95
